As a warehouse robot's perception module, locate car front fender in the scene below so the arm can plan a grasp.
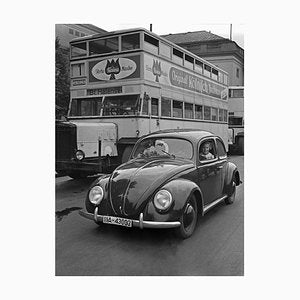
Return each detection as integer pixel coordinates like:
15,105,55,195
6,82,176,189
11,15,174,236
143,178,203,222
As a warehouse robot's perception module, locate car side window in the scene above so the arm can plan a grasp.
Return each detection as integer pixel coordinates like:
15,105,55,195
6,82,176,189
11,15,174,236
199,139,216,161
216,139,227,158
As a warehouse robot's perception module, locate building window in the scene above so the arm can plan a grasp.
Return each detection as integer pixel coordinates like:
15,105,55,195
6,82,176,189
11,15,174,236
229,88,244,98
228,116,243,126
184,103,194,119
173,100,183,118
69,28,74,35
161,97,171,117
236,68,240,78
81,33,85,37
75,31,80,37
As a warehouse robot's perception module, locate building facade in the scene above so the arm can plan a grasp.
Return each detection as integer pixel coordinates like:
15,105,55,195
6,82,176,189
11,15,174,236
162,31,244,86
55,24,107,49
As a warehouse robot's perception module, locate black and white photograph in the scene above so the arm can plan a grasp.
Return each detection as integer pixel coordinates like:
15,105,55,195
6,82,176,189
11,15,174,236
2,0,299,299
55,23,244,275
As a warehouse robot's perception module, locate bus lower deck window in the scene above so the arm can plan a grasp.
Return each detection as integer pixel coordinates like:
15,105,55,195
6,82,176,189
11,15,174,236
161,98,171,117
173,100,183,118
151,98,159,116
195,105,203,119
102,95,139,116
204,106,211,120
184,103,194,119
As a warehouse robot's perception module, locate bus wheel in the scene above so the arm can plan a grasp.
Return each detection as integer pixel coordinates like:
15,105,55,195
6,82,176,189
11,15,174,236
67,172,86,179
237,136,244,155
121,145,134,163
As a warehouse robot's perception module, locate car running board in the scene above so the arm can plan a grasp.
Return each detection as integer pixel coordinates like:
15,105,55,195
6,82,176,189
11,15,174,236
203,195,228,215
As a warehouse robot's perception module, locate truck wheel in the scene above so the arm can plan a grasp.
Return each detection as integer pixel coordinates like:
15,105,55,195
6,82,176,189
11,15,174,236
121,145,134,163
237,136,244,155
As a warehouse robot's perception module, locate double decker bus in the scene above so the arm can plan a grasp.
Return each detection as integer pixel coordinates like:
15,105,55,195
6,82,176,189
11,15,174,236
228,86,244,154
55,28,229,178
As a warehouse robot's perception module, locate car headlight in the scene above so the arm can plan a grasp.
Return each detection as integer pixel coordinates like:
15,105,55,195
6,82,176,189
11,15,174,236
154,190,173,211
89,186,104,205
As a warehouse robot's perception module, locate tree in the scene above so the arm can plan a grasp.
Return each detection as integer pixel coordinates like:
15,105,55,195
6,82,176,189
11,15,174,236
55,37,70,119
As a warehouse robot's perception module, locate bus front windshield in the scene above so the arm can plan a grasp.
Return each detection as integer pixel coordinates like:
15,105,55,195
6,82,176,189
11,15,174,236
102,94,140,116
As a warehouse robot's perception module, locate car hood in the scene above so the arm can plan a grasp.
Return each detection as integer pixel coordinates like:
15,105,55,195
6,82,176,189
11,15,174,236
107,158,194,217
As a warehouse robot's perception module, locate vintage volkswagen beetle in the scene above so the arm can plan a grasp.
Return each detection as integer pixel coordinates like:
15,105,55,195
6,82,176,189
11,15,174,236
79,129,241,238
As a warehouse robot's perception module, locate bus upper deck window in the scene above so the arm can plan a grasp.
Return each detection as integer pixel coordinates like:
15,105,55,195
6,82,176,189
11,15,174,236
204,65,211,77
89,37,119,56
71,42,87,58
195,60,203,74
212,68,218,81
121,34,140,51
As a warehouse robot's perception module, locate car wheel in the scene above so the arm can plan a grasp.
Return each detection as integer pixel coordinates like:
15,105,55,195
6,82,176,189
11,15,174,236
175,195,198,239
225,181,236,205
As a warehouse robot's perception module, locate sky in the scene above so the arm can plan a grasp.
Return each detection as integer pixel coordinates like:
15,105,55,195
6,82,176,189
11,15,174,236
95,23,244,49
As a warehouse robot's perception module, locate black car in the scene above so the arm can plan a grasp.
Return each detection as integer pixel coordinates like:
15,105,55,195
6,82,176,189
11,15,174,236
79,129,241,238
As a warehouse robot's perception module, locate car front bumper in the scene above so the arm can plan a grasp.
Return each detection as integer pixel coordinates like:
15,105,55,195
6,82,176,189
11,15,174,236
79,207,181,229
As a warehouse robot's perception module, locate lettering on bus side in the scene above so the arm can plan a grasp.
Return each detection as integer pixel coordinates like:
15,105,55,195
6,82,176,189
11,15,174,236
169,67,227,100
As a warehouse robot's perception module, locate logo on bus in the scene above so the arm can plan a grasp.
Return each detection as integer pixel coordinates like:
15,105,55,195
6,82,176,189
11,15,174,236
152,59,162,82
91,57,137,81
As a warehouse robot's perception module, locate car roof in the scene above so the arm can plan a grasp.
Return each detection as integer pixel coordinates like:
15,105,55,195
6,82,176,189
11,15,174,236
141,129,215,143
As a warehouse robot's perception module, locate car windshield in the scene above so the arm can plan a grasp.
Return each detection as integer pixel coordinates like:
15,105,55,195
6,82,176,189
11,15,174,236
132,137,193,160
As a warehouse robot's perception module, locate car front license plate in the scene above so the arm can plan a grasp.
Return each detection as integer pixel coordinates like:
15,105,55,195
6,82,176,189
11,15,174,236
103,216,132,227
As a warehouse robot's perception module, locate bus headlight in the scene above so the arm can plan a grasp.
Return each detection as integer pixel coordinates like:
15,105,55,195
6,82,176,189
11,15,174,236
89,186,104,205
154,190,173,211
75,150,85,161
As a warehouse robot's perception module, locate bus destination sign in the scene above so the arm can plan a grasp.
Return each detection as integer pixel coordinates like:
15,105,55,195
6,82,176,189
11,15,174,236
87,86,123,95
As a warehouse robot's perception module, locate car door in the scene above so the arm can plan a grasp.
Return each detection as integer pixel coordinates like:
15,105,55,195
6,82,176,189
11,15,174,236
215,137,228,198
197,138,220,205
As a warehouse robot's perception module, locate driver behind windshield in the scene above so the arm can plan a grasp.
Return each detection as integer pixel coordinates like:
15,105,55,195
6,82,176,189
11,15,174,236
138,140,169,158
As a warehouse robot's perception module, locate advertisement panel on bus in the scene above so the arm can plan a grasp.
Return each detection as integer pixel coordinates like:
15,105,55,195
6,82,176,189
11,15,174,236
143,53,228,101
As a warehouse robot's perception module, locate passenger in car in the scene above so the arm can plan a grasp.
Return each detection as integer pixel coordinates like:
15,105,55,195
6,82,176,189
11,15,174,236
200,142,215,160
154,140,169,155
